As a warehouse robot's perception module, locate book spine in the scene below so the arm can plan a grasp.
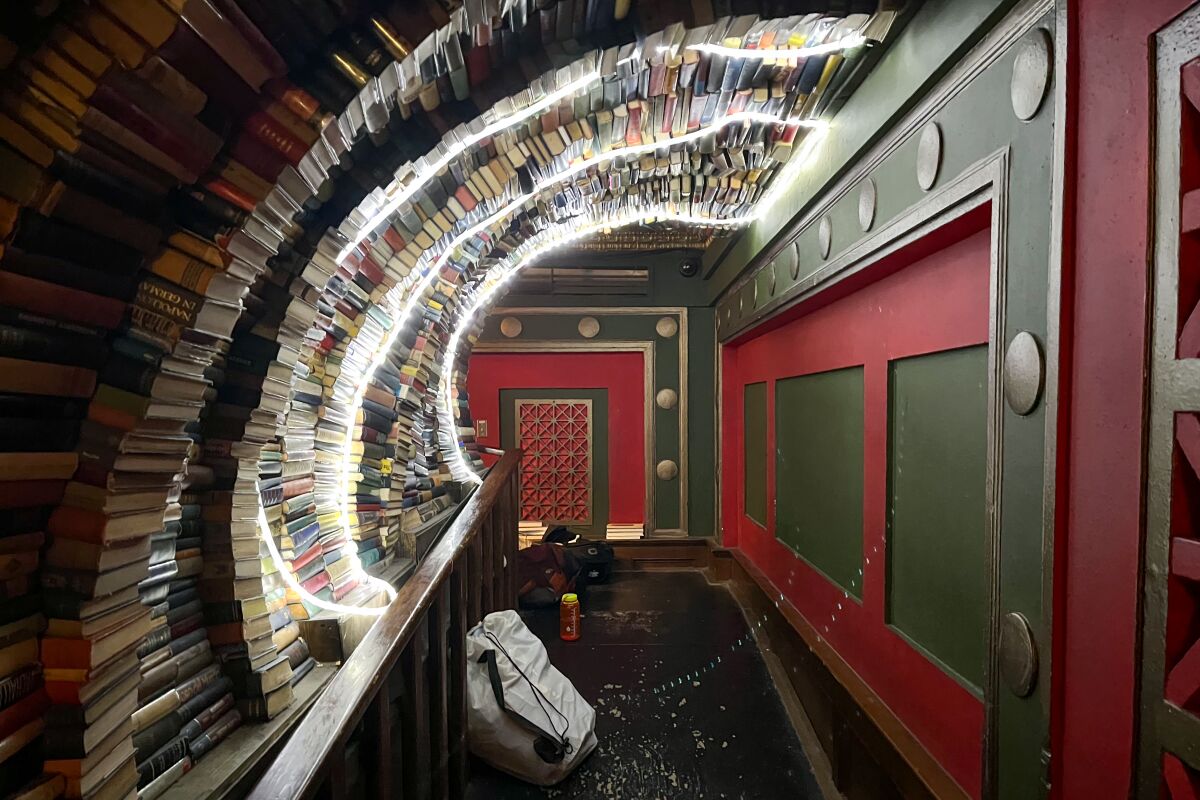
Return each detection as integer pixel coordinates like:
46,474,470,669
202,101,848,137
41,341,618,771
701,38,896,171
186,708,240,760
137,735,189,788
0,666,41,712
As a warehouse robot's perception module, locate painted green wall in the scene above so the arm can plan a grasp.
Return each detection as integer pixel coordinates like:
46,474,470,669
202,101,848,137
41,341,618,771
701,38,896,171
775,367,865,598
743,382,767,526
887,346,989,692
702,0,1021,300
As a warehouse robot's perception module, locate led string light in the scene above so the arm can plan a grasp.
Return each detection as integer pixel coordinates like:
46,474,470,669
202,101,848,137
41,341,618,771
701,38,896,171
331,107,800,540
281,99,833,618
337,69,602,262
257,507,397,619
684,33,867,60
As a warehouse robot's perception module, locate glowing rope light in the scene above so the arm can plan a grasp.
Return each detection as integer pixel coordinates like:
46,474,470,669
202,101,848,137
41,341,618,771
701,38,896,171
437,209,753,484
257,506,397,618
333,107,798,536
685,33,867,60
337,70,602,262
297,108,826,618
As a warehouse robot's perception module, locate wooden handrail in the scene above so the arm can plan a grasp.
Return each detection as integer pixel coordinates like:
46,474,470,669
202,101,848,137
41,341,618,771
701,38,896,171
248,450,523,800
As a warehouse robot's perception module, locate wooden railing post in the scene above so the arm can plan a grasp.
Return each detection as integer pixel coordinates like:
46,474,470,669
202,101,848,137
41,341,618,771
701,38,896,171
447,564,469,798
480,514,495,616
429,584,451,800
401,622,432,800
468,530,483,627
365,683,393,799
506,469,519,608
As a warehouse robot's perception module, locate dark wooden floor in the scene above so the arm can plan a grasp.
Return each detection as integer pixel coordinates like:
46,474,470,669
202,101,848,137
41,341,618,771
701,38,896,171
466,570,822,800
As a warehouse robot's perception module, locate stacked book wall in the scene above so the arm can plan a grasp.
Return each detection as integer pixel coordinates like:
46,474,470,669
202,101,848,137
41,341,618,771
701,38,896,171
0,1,897,798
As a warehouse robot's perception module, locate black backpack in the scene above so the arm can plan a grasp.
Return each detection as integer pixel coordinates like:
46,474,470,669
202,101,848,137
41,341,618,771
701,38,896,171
542,527,615,585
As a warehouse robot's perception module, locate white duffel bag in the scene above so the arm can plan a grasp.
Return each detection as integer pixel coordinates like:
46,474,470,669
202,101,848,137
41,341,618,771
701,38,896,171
465,610,598,785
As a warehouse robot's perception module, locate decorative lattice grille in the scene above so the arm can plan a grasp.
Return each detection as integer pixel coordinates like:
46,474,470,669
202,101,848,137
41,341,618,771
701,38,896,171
516,400,593,524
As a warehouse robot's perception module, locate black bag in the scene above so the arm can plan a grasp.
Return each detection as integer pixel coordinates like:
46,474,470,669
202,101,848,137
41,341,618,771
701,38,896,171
542,527,614,585
567,540,614,585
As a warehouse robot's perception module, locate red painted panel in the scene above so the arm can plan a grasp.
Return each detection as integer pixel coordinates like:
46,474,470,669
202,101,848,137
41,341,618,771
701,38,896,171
1056,3,1193,797
722,222,991,796
467,351,644,523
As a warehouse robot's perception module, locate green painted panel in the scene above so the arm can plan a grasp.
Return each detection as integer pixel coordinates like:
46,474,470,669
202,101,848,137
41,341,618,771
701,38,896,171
775,367,864,597
500,388,609,539
886,345,988,691
743,382,767,526
687,306,716,537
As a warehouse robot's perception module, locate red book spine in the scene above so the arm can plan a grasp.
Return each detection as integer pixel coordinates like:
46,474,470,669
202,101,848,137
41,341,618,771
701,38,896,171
88,85,210,176
244,111,308,166
357,254,384,286
0,272,125,330
466,39,491,87
229,132,289,183
300,571,329,595
204,177,258,213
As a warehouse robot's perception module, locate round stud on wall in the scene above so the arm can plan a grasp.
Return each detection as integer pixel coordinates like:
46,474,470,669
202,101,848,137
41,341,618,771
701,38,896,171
768,261,778,297
778,241,799,282
656,459,679,481
577,316,600,338
858,177,877,231
817,215,832,260
656,388,678,410
752,279,760,307
1003,330,1044,415
998,612,1038,697
1011,28,1052,122
499,317,523,338
916,122,942,191
655,316,679,338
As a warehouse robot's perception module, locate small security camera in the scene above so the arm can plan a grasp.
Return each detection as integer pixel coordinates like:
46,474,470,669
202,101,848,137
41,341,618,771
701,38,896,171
678,258,700,277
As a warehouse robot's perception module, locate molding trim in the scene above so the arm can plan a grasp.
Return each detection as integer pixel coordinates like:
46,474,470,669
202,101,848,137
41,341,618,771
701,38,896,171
714,0,1054,312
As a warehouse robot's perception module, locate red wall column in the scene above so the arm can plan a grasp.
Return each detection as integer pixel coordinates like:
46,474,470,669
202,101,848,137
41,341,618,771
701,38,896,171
466,351,645,523
1055,2,1191,795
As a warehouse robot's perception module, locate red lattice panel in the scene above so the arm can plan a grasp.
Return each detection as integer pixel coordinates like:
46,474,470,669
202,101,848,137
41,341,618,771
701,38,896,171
517,401,592,523
1165,55,1200,773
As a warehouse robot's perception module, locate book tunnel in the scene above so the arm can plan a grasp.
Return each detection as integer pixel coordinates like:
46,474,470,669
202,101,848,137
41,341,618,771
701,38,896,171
0,0,1185,798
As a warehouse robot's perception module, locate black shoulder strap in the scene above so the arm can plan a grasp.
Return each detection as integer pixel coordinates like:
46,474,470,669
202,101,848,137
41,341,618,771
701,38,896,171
477,645,570,764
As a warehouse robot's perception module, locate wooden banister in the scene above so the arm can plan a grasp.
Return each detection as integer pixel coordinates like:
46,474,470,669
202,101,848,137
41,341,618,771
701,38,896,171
247,450,523,800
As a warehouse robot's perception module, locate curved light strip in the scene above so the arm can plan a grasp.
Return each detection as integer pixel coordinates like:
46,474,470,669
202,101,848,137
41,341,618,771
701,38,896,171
337,69,602,262
257,506,397,618
333,107,798,541
295,108,824,618
685,33,867,60
438,208,752,485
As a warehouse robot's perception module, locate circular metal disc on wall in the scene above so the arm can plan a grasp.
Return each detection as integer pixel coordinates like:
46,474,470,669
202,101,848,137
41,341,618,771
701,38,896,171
1003,330,1044,415
818,215,833,260
916,122,942,191
1011,29,1052,122
656,459,679,481
998,612,1038,697
858,178,877,231
779,241,799,282
655,388,678,410
655,316,679,338
738,293,745,317
499,317,523,338
577,316,600,338
752,279,759,307
768,261,778,296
